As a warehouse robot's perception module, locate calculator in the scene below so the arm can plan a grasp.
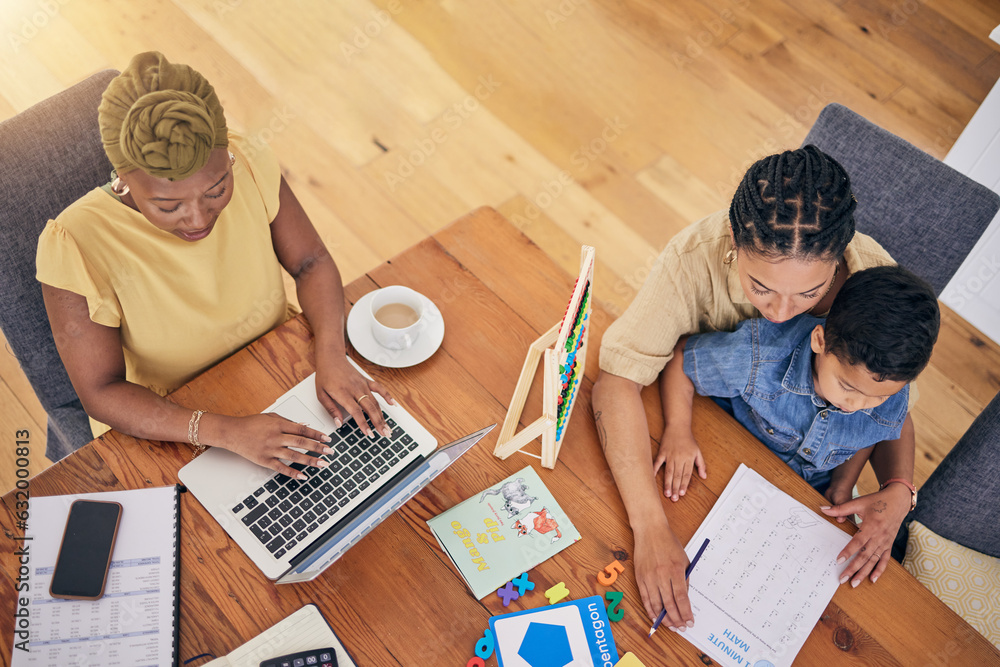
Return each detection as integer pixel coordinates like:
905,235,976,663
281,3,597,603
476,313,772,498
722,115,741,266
259,648,338,667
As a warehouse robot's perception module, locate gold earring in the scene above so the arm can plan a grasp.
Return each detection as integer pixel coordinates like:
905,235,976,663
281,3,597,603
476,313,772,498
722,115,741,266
229,151,236,166
110,170,129,196
723,248,737,265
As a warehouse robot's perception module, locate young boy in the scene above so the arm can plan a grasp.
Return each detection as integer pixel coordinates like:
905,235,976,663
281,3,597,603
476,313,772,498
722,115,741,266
655,265,939,501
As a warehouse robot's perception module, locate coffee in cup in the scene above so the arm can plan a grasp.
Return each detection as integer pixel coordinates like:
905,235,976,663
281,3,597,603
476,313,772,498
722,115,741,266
370,286,425,350
374,302,420,329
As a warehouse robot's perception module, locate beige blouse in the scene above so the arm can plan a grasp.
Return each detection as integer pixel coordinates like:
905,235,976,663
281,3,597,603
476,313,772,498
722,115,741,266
599,210,897,387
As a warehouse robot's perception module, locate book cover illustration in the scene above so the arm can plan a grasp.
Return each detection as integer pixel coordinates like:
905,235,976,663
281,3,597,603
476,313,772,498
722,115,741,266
489,595,619,667
428,465,581,599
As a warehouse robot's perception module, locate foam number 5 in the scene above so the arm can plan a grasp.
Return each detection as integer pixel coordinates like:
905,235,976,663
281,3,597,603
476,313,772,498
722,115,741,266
597,559,624,586
475,629,495,659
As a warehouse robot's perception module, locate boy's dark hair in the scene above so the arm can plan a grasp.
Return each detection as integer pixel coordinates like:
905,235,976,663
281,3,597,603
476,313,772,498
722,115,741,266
824,265,939,382
730,145,856,261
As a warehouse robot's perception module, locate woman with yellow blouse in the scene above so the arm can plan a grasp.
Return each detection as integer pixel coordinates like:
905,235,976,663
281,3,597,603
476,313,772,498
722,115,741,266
593,146,920,631
37,52,393,480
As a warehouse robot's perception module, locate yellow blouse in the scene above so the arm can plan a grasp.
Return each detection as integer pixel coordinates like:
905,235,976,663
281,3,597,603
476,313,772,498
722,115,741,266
600,210,897,387
36,134,291,433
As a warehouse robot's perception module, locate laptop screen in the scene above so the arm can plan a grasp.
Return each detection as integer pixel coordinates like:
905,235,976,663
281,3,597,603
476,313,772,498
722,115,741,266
278,426,494,584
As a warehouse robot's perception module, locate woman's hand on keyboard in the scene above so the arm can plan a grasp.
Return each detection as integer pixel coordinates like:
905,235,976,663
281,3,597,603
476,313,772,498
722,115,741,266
200,413,335,479
314,356,395,439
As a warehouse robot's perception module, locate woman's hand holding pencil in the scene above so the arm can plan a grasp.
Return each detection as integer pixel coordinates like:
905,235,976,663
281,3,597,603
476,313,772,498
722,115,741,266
648,538,710,638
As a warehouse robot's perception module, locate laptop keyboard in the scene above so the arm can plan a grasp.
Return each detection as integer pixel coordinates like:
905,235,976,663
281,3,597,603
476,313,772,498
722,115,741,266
229,412,420,561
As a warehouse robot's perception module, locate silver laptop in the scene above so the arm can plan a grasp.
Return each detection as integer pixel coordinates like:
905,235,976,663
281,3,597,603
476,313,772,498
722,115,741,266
179,358,493,582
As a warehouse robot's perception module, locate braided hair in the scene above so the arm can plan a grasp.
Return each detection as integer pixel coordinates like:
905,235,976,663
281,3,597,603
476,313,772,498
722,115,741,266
729,145,856,261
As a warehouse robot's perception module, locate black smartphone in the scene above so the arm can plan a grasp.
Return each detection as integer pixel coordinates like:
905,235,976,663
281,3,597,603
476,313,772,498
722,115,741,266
49,500,123,600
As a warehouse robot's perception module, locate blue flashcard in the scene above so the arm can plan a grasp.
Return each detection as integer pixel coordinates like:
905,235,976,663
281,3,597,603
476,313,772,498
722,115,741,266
490,595,619,667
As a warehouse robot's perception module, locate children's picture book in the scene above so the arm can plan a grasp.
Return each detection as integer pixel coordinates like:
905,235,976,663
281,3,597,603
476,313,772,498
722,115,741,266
428,465,581,599
489,595,619,667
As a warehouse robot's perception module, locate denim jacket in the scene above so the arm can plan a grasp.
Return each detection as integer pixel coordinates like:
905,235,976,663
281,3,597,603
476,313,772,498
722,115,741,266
682,314,909,491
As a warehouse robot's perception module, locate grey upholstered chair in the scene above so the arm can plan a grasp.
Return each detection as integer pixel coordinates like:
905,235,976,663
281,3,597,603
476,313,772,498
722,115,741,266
892,390,1000,560
803,103,1000,295
0,69,118,461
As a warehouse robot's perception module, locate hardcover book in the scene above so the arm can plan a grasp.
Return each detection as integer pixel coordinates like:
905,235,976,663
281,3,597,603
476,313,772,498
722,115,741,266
428,465,581,599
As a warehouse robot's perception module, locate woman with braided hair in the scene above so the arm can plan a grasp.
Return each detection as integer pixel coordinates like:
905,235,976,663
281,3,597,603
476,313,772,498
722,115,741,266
593,146,919,630
37,52,395,477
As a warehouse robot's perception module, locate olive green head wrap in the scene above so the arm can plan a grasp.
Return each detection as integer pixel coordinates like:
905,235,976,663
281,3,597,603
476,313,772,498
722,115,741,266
99,51,228,181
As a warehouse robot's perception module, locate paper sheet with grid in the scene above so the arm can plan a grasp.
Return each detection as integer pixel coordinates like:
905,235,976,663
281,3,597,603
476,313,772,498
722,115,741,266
681,465,853,667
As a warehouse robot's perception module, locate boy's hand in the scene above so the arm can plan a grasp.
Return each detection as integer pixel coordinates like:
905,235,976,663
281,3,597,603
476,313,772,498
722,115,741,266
823,482,853,508
653,429,707,502
820,483,912,586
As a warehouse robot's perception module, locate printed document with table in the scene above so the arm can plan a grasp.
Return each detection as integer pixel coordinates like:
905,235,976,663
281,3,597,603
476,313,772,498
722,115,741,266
13,486,181,666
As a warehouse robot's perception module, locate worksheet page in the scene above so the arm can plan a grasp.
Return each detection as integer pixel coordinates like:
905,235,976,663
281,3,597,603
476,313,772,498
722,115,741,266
681,465,853,667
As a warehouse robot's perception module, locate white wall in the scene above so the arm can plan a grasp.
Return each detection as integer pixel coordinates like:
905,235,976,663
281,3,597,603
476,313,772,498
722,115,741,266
940,28,1000,343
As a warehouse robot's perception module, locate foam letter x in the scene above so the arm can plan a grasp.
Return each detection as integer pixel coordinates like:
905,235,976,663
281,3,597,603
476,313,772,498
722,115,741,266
512,572,535,596
497,581,520,606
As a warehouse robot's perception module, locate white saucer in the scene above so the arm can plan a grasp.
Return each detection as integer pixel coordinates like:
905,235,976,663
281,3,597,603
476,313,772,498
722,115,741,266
346,289,445,368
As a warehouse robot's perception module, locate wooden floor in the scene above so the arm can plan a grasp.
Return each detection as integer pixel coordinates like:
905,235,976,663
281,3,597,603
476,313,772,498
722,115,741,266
1,0,999,497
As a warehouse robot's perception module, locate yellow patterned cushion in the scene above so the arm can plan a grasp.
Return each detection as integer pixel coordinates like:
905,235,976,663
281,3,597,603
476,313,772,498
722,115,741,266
903,520,1000,649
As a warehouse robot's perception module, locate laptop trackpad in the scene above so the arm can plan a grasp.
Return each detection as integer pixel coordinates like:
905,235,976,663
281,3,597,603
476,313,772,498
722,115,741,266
269,395,338,434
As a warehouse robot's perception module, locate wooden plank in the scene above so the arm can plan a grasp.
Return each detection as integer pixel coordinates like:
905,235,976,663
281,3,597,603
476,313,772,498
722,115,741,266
726,14,787,57
1,444,115,513
360,144,485,233
0,332,47,432
0,2,68,111
884,83,983,157
0,380,47,497
842,0,999,97
0,93,18,122
494,195,639,320
277,172,383,283
932,304,1000,407
910,365,979,449
922,0,1000,48
636,153,729,229
782,0,982,127
910,411,968,486
177,0,458,166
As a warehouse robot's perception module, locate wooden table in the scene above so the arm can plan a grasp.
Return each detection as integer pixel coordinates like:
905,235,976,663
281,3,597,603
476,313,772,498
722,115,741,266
3,208,997,666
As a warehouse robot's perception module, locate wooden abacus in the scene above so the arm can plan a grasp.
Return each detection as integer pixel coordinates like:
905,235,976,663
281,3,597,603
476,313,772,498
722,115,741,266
494,245,595,469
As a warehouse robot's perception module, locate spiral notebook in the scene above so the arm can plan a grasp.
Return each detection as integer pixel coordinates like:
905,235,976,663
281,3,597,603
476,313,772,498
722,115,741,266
204,604,357,667
11,485,182,666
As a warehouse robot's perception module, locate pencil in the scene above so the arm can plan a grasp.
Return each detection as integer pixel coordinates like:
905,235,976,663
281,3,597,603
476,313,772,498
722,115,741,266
647,537,710,638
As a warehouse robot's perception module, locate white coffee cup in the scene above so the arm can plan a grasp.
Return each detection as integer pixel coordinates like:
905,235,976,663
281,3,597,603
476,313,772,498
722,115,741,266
370,286,425,351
